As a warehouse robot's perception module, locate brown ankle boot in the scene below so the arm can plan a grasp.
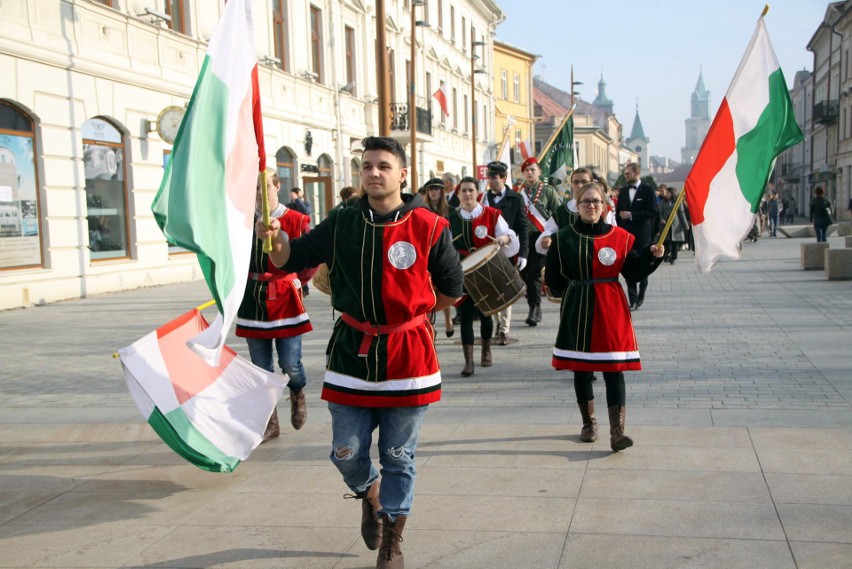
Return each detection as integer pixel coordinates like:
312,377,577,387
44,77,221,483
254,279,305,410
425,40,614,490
289,388,307,430
359,480,383,550
461,344,474,376
261,408,280,443
578,401,598,442
376,514,406,569
481,338,492,367
607,404,633,451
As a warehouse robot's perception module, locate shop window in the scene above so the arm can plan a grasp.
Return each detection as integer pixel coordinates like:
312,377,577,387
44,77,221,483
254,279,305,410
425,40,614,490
82,117,129,260
275,146,296,203
0,101,43,270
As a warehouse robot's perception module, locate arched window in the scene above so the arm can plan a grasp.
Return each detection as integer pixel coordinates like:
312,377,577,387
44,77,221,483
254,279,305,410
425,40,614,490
82,117,129,260
0,101,42,269
350,157,361,195
275,146,296,204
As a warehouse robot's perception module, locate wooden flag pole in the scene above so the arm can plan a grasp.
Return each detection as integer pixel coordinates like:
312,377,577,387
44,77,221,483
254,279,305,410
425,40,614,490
495,121,513,164
655,187,688,249
537,105,576,160
260,168,273,253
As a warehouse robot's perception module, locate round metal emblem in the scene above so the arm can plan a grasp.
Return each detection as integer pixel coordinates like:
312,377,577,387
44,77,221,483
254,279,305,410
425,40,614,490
388,241,417,270
474,225,488,239
598,247,617,266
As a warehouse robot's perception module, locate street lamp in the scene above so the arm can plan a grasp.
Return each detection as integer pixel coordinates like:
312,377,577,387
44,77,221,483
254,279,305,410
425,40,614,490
409,0,429,191
570,65,582,107
471,39,487,175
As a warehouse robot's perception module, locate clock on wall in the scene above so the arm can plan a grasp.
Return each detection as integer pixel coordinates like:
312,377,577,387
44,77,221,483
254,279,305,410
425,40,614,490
156,105,186,145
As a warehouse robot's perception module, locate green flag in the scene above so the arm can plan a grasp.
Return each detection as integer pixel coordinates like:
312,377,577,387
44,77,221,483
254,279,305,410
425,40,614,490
539,114,574,186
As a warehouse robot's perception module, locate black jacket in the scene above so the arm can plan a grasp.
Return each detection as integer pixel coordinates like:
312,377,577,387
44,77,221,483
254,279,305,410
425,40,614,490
483,185,529,258
616,183,659,250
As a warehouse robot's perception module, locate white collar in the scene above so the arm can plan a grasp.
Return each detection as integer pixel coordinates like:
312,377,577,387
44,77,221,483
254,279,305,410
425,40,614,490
458,204,483,219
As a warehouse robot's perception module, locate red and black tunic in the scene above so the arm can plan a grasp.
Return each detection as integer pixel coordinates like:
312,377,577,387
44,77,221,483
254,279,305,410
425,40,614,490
236,206,312,339
282,195,464,408
544,219,661,372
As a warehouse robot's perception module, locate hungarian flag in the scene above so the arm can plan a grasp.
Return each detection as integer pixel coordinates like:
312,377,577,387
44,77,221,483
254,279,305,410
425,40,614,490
152,0,265,365
119,309,285,472
684,17,803,273
539,111,574,188
433,83,449,117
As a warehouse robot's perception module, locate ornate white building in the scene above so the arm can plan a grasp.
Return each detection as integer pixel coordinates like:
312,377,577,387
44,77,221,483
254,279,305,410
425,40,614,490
0,0,503,309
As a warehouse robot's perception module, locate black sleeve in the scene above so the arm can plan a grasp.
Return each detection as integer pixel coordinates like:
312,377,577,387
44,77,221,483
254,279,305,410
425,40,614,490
544,238,566,296
516,203,530,258
281,217,333,272
429,226,464,297
621,245,663,282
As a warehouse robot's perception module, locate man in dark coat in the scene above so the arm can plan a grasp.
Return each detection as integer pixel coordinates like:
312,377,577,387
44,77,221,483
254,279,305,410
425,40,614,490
616,162,659,310
482,161,528,344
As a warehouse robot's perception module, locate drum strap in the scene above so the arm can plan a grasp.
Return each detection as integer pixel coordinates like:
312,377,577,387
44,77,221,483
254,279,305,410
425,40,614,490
568,277,619,287
341,313,428,357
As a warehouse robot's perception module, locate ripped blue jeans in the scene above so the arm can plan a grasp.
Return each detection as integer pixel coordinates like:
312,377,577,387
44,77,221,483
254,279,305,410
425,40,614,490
328,402,428,519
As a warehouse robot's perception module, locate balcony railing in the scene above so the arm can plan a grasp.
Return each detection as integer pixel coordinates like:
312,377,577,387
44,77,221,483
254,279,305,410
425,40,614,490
814,100,839,125
390,103,433,136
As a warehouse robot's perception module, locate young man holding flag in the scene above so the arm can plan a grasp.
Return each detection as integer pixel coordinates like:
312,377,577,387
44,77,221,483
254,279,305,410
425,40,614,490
518,157,564,326
256,136,463,569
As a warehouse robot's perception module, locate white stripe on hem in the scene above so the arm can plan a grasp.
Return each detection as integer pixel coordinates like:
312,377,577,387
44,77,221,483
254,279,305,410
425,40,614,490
236,313,309,328
324,370,441,392
552,347,640,361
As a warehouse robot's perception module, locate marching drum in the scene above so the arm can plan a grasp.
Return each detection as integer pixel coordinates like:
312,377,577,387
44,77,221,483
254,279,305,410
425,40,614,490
460,243,526,316
312,263,331,295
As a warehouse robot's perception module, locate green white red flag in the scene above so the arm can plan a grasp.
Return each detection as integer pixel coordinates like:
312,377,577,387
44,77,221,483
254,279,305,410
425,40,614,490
119,309,284,472
684,17,803,273
152,0,265,364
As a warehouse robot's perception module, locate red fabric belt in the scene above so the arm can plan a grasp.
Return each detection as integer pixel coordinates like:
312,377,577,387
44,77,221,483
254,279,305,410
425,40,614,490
341,313,427,357
248,272,287,282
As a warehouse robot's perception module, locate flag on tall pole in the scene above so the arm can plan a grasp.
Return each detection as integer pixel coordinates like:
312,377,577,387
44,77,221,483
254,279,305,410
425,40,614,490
496,115,515,177
684,12,803,273
151,0,265,364
538,107,575,188
119,308,285,472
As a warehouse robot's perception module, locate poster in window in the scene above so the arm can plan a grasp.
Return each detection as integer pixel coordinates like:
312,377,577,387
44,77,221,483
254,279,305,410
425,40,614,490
0,134,41,268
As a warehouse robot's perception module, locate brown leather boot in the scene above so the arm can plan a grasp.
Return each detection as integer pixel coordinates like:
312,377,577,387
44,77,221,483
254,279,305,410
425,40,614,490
289,388,307,430
376,514,406,569
608,404,633,451
261,408,280,443
360,480,383,550
481,338,492,367
461,344,474,376
578,401,598,442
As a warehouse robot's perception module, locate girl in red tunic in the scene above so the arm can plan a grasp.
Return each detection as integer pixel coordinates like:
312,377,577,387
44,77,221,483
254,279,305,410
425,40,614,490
545,181,664,451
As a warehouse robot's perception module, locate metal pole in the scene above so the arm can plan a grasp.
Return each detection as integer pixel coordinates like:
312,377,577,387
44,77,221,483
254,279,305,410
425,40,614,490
471,42,477,175
376,0,390,136
409,4,417,190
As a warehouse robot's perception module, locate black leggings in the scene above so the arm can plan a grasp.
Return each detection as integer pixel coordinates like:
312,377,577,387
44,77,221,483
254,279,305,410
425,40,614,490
459,296,493,345
573,371,626,407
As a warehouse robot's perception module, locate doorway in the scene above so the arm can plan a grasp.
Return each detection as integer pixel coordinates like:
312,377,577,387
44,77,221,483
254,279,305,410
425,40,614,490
302,176,333,225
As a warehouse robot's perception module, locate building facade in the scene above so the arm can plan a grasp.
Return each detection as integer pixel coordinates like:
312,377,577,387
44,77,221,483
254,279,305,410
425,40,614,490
0,0,503,310
491,40,536,182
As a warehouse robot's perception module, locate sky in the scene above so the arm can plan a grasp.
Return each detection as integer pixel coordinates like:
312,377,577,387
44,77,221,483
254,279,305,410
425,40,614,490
493,0,829,161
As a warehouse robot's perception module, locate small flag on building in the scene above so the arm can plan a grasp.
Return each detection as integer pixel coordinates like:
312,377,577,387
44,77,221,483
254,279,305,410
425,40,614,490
684,15,803,273
433,83,450,117
119,309,285,472
151,0,265,365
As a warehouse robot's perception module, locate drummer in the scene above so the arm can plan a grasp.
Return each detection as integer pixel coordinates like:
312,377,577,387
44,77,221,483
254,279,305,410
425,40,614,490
449,176,519,376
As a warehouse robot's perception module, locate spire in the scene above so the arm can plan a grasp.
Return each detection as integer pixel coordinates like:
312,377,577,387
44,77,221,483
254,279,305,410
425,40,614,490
691,68,711,120
629,101,647,141
593,72,613,114
693,67,710,99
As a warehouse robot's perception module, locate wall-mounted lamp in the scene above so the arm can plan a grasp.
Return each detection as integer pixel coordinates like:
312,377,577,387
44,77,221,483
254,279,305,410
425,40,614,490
137,7,171,24
304,130,313,155
415,20,430,28
261,55,281,68
472,40,487,47
301,71,319,81
339,81,356,93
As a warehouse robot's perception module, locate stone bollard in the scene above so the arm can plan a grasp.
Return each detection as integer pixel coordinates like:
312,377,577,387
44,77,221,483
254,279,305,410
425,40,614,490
846,236,852,248
837,221,852,237
825,248,852,279
801,242,829,270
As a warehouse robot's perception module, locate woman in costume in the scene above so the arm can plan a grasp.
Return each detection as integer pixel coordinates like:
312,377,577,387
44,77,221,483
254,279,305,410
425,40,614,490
423,177,455,338
545,181,664,451
448,176,518,376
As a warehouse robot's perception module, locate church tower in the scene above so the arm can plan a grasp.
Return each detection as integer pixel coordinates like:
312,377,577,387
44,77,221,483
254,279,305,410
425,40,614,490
626,101,650,176
682,70,712,164
593,73,614,114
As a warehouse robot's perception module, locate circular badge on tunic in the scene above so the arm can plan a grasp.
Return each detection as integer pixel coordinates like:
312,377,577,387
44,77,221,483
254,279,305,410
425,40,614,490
598,247,617,266
474,225,488,239
388,241,417,270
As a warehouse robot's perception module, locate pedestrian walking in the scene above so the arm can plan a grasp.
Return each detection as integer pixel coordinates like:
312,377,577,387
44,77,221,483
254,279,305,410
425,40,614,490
810,186,833,243
616,162,659,310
